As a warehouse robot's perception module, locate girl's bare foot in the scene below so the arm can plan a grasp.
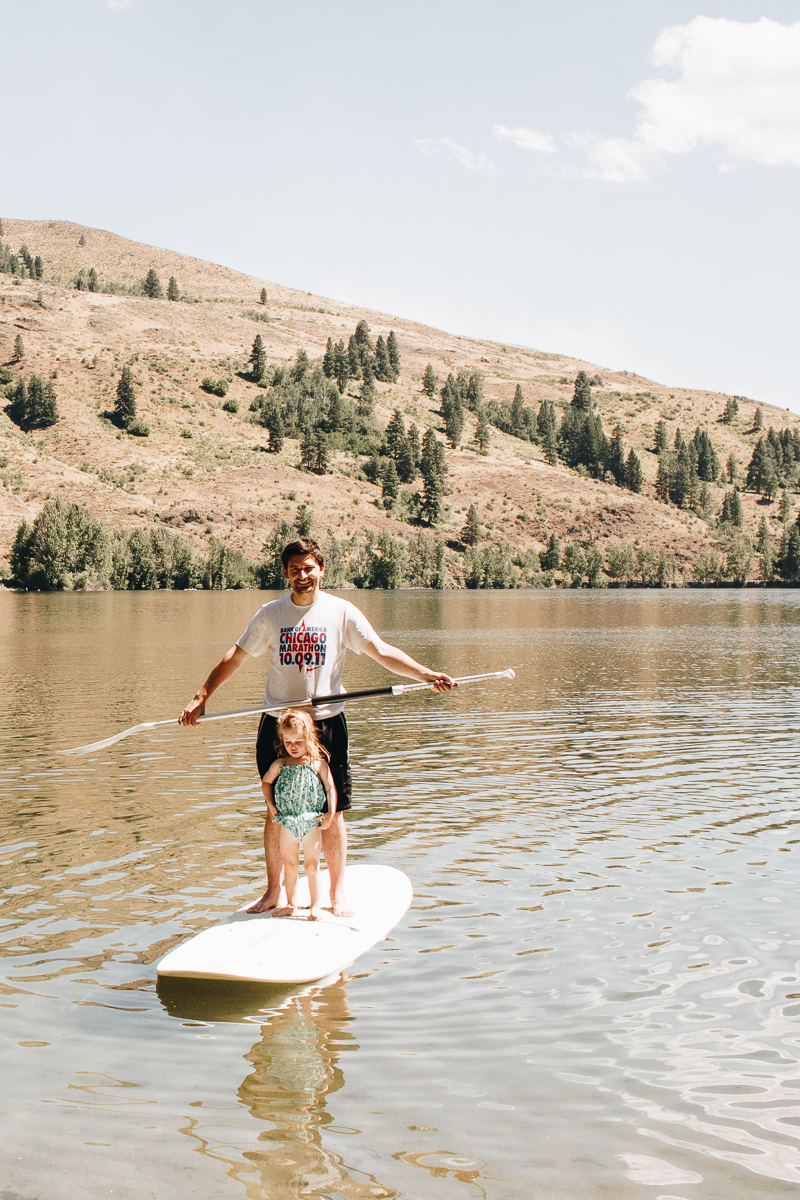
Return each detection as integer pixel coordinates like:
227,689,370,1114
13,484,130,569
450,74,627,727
309,905,324,921
273,904,295,918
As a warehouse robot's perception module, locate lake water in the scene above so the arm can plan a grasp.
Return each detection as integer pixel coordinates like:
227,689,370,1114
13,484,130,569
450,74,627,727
2,588,800,1200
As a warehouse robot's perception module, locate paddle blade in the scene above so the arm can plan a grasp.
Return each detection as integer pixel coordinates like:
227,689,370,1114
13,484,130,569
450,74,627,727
60,719,174,756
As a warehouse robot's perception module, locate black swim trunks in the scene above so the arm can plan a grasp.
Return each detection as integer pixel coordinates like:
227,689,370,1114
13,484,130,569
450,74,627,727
255,710,352,812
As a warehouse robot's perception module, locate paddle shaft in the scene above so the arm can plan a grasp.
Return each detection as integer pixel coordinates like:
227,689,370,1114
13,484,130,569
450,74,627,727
60,668,515,755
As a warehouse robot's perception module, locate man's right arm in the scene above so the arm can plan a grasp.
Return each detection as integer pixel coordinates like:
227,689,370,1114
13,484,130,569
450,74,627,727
179,644,250,726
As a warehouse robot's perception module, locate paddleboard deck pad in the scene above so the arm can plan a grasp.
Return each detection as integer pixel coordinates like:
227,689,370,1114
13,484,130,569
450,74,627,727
156,864,412,984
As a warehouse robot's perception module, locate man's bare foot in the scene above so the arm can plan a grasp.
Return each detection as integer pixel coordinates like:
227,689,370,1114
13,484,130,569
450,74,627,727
273,904,295,918
331,895,354,918
245,890,280,914
309,905,324,921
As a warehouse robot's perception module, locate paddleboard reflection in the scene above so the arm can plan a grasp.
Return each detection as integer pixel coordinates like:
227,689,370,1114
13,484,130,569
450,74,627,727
157,976,399,1199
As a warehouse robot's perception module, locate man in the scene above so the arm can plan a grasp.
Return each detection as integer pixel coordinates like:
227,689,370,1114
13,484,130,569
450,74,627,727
179,537,454,917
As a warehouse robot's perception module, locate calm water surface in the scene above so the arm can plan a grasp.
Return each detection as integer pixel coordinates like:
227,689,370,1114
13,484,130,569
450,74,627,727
1,588,800,1200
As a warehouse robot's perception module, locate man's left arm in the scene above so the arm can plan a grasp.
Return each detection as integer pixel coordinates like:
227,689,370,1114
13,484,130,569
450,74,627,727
362,637,455,692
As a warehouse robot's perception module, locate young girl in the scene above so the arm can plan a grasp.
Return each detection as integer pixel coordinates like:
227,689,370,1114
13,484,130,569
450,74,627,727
261,708,337,920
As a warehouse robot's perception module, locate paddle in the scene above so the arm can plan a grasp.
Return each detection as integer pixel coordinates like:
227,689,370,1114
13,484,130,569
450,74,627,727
59,668,516,756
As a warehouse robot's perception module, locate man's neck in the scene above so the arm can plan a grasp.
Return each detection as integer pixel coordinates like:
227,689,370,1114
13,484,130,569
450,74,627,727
289,586,322,608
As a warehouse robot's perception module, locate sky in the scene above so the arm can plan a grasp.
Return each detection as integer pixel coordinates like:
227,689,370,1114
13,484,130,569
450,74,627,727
3,0,800,409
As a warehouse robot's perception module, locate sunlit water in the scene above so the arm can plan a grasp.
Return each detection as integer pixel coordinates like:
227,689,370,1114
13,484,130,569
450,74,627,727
2,588,800,1200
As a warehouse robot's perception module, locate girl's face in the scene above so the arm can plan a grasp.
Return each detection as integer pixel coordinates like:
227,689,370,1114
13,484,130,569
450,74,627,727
282,726,309,759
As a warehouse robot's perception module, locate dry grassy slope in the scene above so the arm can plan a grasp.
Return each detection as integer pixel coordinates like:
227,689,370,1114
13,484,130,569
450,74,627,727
1,217,797,579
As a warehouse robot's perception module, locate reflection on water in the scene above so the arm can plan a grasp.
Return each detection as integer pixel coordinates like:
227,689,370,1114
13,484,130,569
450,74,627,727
2,588,800,1198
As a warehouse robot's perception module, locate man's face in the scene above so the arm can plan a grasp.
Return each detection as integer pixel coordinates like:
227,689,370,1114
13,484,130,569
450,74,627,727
283,553,325,595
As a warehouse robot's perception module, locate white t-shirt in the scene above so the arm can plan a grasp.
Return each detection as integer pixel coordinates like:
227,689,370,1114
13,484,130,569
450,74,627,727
236,591,378,719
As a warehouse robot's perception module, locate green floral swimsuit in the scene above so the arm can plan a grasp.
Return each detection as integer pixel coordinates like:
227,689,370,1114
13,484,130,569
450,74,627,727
274,762,326,841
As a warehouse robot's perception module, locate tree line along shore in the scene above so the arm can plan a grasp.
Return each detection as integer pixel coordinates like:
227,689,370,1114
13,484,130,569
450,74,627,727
3,238,800,591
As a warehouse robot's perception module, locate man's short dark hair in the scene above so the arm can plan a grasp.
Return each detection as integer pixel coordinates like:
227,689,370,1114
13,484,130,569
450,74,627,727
281,537,325,570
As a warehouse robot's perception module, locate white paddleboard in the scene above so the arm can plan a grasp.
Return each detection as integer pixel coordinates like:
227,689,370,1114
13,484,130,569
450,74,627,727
156,864,412,984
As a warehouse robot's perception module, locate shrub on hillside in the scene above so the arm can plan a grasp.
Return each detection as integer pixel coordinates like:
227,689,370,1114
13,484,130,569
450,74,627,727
201,376,229,397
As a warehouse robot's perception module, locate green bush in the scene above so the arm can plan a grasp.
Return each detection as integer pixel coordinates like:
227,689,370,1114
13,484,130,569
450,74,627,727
222,397,239,413
201,376,228,397
127,420,150,437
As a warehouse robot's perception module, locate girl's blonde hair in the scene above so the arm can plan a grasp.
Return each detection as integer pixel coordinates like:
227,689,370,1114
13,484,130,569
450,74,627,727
275,708,329,761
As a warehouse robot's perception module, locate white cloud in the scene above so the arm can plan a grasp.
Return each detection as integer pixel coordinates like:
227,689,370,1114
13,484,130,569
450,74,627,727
564,133,656,184
414,137,494,175
107,0,135,10
493,124,556,154
571,17,800,181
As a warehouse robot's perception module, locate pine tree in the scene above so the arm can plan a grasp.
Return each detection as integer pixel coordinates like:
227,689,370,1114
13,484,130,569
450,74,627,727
260,287,268,305
323,337,334,378
6,378,28,427
779,487,793,524
249,334,266,381
167,276,179,301
571,371,592,411
291,348,310,383
78,233,86,246
396,436,415,483
347,335,362,379
511,385,525,437
334,341,350,394
460,503,481,546
114,365,137,428
781,524,800,582
540,532,561,571
386,409,409,462
387,330,400,378
312,429,330,474
543,423,559,466
33,255,43,279
422,363,438,397
654,420,669,452
655,453,672,502
745,438,779,495
87,267,98,292
381,458,400,507
354,320,373,350
754,406,764,431
408,423,422,469
300,424,316,470
722,396,739,424
421,430,446,524
607,425,626,483
375,334,393,382
143,269,163,298
269,409,285,453
693,427,720,482
12,333,24,361
440,373,464,448
19,244,33,271
22,375,59,430
475,407,491,453
624,448,643,492
327,385,343,432
74,270,86,291
358,371,376,416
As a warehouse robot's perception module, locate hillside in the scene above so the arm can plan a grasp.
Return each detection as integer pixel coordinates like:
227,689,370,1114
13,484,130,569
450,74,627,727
1,217,797,587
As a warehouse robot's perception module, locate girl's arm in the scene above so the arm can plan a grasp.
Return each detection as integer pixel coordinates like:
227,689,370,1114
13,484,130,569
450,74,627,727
318,761,337,829
261,760,282,819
